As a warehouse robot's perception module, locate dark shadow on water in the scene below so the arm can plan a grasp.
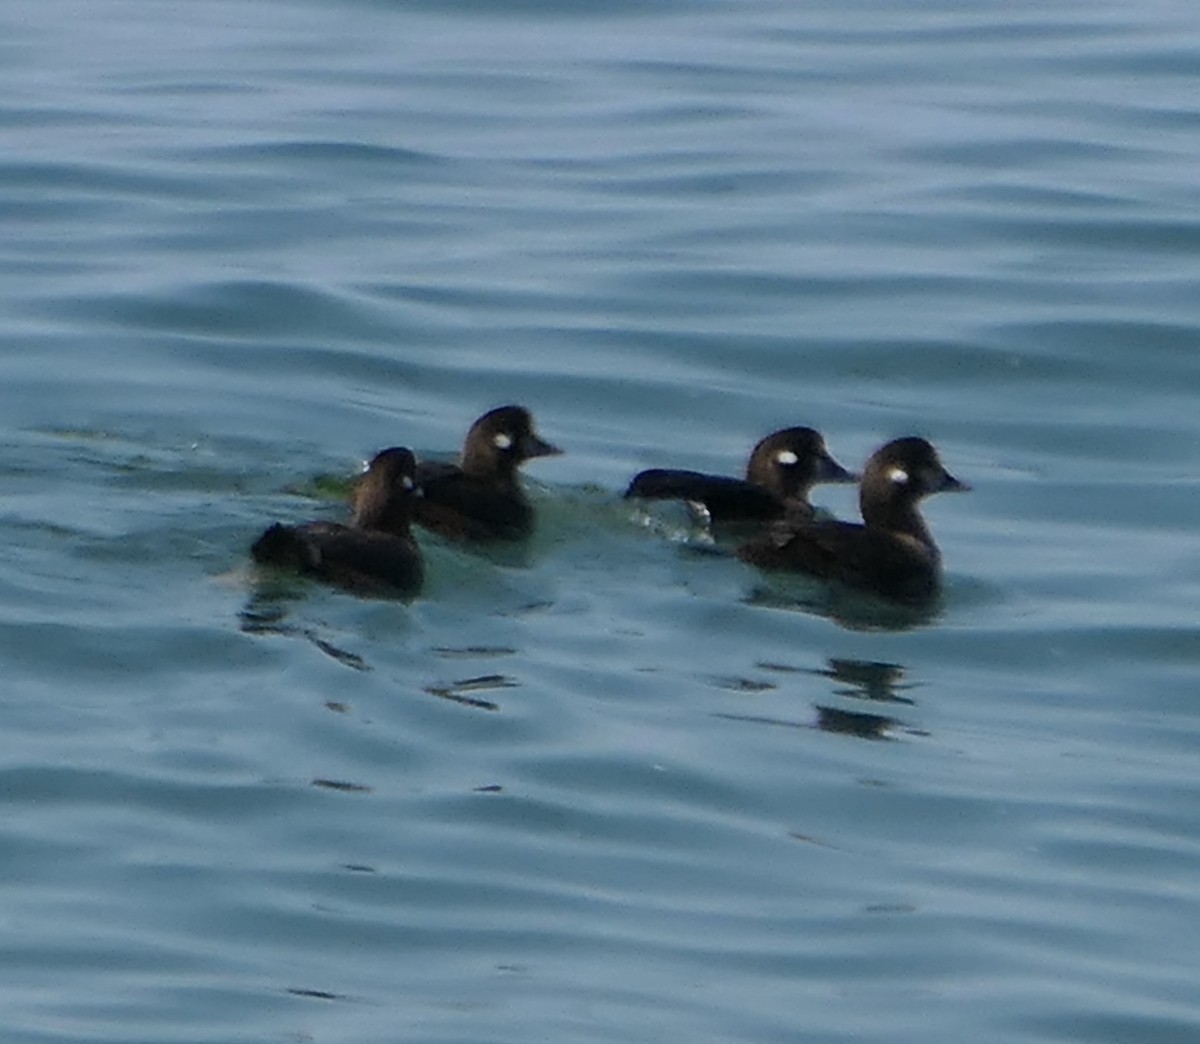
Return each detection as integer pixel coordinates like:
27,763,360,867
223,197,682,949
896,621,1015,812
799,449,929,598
431,644,517,659
239,586,298,633
812,657,928,739
744,575,942,632
709,674,778,693
239,585,372,671
813,705,898,740
285,987,347,1003
812,658,916,706
424,673,516,711
311,778,373,794
715,657,922,741
714,706,901,741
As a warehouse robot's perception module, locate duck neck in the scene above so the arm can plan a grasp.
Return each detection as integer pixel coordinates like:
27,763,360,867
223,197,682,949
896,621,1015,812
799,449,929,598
462,449,517,485
353,490,410,533
862,493,935,551
747,458,793,500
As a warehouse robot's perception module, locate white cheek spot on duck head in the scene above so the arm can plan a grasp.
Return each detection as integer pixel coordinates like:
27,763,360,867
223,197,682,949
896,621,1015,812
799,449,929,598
493,432,514,450
775,450,799,466
887,466,909,484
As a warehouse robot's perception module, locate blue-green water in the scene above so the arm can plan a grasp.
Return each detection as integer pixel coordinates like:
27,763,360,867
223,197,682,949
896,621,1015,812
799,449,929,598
3,1,1199,1041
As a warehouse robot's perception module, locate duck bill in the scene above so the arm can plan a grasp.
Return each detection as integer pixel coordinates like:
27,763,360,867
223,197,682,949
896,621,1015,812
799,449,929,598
817,453,859,485
522,433,563,459
938,470,970,493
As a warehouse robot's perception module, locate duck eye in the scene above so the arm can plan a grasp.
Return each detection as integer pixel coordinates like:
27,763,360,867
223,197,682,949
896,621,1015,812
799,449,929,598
775,450,799,466
887,466,909,484
493,432,513,450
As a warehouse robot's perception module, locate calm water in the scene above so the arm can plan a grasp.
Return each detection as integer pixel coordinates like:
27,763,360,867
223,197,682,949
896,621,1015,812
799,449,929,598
2,0,1199,1041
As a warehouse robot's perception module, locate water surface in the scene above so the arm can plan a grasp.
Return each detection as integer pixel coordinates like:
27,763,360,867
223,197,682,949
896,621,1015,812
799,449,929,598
2,1,1199,1042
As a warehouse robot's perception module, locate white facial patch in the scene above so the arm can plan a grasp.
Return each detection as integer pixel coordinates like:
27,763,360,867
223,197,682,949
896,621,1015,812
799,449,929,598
493,432,513,450
887,466,909,484
401,475,414,491
775,450,799,466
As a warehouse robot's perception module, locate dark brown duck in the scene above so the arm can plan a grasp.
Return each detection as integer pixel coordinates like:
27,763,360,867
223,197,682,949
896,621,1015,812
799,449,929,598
625,426,856,525
737,436,969,603
252,446,423,595
413,405,561,541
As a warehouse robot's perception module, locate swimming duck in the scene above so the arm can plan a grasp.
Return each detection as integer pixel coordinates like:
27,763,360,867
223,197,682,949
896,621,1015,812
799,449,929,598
252,446,423,595
413,405,561,541
625,426,856,525
737,436,968,603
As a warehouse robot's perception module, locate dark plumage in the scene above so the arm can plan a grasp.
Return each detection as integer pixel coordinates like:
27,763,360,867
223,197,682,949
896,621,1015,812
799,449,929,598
252,447,423,595
413,405,561,541
624,427,856,525
737,437,969,603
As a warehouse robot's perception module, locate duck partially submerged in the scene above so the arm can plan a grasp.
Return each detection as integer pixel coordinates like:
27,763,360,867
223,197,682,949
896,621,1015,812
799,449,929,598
413,405,561,541
252,446,423,595
625,426,856,526
737,437,968,603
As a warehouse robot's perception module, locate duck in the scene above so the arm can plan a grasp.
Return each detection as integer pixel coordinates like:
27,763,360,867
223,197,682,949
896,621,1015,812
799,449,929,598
413,405,561,541
737,437,968,603
625,426,856,526
252,446,423,595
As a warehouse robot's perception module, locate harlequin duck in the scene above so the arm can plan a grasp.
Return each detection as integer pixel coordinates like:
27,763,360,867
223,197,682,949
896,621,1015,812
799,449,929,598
624,426,856,525
413,405,561,541
252,446,423,594
737,437,968,603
